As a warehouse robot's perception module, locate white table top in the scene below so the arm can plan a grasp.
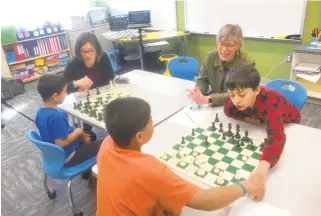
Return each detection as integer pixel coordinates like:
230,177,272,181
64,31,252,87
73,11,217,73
59,70,195,130
142,105,321,216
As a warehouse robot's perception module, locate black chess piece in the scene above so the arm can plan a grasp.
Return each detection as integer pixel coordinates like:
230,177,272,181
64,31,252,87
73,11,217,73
98,113,103,121
234,130,241,139
87,91,90,96
73,102,77,109
93,110,97,118
227,123,233,136
219,122,223,133
90,109,94,117
212,122,216,131
96,86,100,95
181,136,185,144
222,133,226,140
85,105,89,113
259,141,265,152
205,136,209,144
192,128,195,136
215,113,219,122
240,140,245,146
87,95,90,102
236,124,240,131
249,140,254,150
79,100,82,106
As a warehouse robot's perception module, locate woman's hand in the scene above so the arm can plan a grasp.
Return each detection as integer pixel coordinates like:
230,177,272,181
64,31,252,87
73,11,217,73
73,76,93,92
186,88,209,105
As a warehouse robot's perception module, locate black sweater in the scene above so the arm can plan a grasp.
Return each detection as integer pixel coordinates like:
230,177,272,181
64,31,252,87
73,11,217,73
63,53,114,94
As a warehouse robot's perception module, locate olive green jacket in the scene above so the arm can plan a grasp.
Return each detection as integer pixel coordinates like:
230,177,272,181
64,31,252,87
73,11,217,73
195,50,255,106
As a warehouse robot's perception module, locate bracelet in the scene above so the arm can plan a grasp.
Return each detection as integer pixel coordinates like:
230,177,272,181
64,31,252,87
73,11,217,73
235,181,247,197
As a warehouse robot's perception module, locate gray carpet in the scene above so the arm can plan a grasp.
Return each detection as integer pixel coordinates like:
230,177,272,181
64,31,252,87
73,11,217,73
1,79,321,216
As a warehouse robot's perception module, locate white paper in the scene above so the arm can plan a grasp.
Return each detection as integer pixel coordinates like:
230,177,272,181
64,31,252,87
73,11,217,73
229,198,291,216
296,73,321,83
294,63,321,73
143,41,169,47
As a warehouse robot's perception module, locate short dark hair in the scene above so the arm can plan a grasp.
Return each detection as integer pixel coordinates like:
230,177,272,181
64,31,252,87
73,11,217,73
37,74,67,101
74,32,104,62
104,97,151,148
225,64,261,90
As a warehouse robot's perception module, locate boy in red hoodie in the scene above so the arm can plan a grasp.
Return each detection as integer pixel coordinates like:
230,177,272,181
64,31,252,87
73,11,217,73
223,64,301,201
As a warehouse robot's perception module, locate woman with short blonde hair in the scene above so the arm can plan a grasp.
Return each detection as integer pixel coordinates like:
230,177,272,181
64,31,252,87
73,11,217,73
187,24,255,106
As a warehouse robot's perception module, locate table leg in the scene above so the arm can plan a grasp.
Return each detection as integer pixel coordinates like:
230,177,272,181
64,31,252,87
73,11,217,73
180,37,185,56
112,41,118,71
138,43,144,70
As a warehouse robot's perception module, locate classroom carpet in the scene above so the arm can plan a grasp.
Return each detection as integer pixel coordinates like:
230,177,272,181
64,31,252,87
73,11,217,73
1,75,321,216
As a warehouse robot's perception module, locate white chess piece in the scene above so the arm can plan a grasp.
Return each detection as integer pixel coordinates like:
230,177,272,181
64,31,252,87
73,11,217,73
217,171,224,184
179,160,187,167
161,153,168,160
235,169,241,180
214,165,220,174
192,151,198,157
197,167,206,176
242,154,248,161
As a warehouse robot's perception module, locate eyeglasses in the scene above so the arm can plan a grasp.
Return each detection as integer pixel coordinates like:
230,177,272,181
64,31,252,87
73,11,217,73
80,49,96,55
218,42,237,50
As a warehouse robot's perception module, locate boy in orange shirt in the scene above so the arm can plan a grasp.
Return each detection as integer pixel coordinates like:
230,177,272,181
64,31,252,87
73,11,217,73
97,97,264,216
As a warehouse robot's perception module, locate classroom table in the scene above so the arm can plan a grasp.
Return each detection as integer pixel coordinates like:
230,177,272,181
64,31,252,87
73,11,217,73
58,70,194,130
102,30,190,70
141,105,321,216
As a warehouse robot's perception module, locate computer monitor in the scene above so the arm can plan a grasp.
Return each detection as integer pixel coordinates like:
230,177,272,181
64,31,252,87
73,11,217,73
127,10,152,28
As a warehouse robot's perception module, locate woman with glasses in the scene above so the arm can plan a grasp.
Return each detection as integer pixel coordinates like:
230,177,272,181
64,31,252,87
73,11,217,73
63,32,114,141
187,24,255,106
64,32,114,94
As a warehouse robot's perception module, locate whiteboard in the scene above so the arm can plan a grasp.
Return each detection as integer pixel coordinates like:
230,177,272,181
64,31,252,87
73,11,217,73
108,0,177,30
185,0,307,39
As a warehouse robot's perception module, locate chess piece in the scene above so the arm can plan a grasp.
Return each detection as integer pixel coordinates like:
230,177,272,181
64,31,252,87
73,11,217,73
234,130,241,139
212,122,216,131
213,165,220,174
96,86,100,95
181,136,185,144
219,122,223,133
87,91,90,96
235,169,241,180
236,124,240,132
249,140,254,150
217,172,224,185
90,109,94,117
93,110,97,118
191,128,195,136
215,113,219,122
192,151,198,157
87,95,90,102
227,123,233,136
259,142,264,152
73,102,77,109
205,137,209,144
222,133,226,140
98,113,103,121
240,140,245,146
242,154,248,161
79,100,82,106
161,153,168,160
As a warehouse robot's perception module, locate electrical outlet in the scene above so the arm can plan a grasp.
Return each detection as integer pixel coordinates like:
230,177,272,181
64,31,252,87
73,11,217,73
286,54,292,63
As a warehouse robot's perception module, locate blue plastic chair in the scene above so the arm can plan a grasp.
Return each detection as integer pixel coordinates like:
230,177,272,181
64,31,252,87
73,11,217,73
168,57,199,81
27,130,97,216
265,79,307,110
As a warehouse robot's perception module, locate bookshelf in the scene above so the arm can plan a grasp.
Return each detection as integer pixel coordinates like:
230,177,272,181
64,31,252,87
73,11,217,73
1,32,72,83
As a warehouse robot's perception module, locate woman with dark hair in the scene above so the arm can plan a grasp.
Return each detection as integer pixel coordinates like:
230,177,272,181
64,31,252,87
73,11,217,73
64,32,114,94
64,32,114,140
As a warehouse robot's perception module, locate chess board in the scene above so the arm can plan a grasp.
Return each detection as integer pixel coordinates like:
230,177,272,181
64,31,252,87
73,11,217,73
159,118,264,188
71,89,132,125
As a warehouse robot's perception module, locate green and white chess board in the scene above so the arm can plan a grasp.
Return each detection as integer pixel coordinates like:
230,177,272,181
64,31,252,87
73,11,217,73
72,89,132,124
159,119,264,188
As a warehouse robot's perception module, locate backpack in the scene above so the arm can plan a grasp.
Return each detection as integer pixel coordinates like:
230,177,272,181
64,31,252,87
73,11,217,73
1,78,24,101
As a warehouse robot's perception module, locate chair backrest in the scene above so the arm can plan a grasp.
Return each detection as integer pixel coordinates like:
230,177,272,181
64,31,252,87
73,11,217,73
168,57,199,81
27,130,65,176
265,79,307,110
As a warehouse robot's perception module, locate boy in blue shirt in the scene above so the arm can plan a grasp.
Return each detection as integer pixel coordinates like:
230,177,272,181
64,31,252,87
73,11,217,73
35,74,101,167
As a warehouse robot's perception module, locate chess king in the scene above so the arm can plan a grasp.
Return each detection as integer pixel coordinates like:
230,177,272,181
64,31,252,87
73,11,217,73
223,64,301,201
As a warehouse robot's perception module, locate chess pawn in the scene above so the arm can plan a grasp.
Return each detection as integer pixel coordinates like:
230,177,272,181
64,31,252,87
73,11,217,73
213,165,220,174
161,152,168,160
235,170,241,180
217,171,224,185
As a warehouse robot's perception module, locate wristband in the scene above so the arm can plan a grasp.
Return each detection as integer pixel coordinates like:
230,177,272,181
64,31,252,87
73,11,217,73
235,181,247,197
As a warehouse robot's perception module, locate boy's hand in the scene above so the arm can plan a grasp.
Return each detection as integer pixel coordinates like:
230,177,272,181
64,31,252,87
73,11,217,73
186,88,209,105
79,133,91,144
242,174,265,201
74,128,84,136
247,161,271,201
